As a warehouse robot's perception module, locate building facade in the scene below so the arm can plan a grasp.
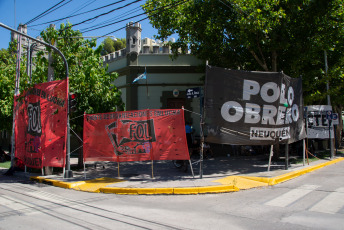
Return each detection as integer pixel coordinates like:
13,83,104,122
102,22,205,134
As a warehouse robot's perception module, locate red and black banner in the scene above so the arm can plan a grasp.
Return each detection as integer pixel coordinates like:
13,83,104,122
15,79,67,168
83,109,190,162
205,66,306,145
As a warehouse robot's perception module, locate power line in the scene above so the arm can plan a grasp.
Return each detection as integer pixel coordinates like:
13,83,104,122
99,0,190,38
78,0,160,33
25,0,72,25
79,7,142,33
66,0,97,18
82,0,190,35
28,0,129,27
79,6,142,33
72,0,143,28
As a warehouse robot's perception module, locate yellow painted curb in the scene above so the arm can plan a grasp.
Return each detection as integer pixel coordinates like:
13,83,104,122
273,157,344,184
30,157,344,195
55,181,86,189
99,185,238,195
155,188,174,194
173,187,199,194
100,187,139,195
30,176,89,189
198,185,239,194
214,176,270,189
30,176,44,183
72,177,125,193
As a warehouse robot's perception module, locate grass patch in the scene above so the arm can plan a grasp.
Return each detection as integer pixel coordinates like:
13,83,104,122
0,161,11,169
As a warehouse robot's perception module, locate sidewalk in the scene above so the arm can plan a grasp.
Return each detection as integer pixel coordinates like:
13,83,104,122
22,154,344,195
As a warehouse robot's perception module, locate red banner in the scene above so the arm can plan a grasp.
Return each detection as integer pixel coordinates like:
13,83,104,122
15,79,67,168
83,109,190,162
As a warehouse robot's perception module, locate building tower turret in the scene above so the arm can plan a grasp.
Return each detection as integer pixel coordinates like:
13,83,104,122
126,22,142,55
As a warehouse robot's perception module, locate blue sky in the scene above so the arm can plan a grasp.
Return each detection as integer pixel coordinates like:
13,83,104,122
0,0,162,50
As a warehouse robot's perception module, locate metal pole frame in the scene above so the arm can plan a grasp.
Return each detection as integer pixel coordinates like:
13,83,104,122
0,23,71,177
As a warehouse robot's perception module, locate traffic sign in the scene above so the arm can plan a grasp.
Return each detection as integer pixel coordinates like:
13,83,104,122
326,110,333,120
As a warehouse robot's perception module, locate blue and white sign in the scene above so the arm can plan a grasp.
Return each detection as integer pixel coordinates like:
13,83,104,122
332,113,339,125
186,87,200,99
326,110,333,120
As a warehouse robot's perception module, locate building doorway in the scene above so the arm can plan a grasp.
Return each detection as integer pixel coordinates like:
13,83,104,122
167,98,185,109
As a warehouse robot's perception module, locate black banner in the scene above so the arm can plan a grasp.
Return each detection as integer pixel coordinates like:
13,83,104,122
204,66,306,145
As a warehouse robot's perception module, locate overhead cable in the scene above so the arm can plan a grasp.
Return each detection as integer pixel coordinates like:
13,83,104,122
72,0,143,28
83,0,190,34
25,0,72,25
79,6,142,33
28,0,129,27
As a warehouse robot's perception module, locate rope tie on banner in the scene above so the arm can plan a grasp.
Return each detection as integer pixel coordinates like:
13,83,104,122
70,127,84,143
69,127,84,157
182,107,202,117
69,114,84,121
220,127,250,137
70,145,83,155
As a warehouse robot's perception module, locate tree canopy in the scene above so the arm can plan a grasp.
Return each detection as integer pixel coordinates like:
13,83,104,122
0,23,124,132
100,37,126,55
143,0,344,107
0,42,31,131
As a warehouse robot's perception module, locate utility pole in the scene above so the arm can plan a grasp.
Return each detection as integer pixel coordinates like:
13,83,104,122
324,50,334,159
10,24,23,167
45,24,56,175
47,24,55,82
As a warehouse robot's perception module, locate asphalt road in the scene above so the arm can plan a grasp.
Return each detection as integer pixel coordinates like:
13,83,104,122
1,160,344,230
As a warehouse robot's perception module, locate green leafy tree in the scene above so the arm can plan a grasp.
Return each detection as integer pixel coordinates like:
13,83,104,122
0,43,31,131
34,23,124,129
144,0,344,147
0,23,124,141
0,48,16,131
100,37,126,55
36,23,124,166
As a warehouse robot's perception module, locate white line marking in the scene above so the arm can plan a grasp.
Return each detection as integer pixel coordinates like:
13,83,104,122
309,187,344,214
265,185,320,207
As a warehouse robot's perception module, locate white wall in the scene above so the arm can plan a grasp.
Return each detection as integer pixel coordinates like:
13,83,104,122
138,54,203,66
107,57,127,73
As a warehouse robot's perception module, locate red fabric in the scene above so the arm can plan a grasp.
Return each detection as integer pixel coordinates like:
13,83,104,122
15,158,25,170
84,109,190,162
15,79,67,168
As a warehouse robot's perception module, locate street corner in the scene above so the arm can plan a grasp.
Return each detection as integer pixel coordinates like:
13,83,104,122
30,176,125,192
213,176,271,190
213,157,344,191
273,157,344,184
71,177,125,193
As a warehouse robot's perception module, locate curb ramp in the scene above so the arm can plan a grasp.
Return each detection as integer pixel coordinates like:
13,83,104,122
30,157,344,195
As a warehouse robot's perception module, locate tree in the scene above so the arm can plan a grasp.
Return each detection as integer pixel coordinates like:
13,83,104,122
143,0,344,91
0,43,30,131
100,37,126,55
143,0,344,152
34,23,124,130
35,23,125,167
0,23,124,164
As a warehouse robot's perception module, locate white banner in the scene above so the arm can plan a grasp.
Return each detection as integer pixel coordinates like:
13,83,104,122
306,105,334,139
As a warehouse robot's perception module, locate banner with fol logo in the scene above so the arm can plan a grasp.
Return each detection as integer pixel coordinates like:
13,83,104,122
14,79,67,168
83,109,190,162
205,66,306,145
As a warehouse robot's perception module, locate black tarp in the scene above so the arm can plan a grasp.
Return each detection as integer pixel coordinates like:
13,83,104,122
204,66,306,145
